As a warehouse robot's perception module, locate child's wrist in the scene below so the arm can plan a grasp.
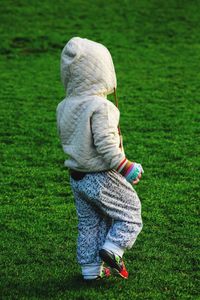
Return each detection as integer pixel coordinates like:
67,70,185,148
116,158,143,182
125,163,141,182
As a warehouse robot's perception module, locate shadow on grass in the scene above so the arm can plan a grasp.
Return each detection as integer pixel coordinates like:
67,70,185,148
4,274,115,298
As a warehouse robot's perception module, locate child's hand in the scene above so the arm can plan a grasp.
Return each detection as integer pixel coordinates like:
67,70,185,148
130,163,144,185
116,159,144,184
133,170,143,185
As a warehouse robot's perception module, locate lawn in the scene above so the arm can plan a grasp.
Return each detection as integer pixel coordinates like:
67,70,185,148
0,0,199,299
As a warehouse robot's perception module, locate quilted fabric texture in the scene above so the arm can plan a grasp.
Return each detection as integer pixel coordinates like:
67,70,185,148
57,37,125,172
60,37,116,97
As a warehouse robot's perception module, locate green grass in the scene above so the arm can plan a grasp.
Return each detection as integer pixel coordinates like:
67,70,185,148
0,0,199,299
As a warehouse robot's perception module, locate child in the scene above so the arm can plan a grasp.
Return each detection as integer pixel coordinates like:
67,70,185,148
56,37,143,280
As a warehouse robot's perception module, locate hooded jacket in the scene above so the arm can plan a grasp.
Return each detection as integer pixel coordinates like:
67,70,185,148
56,37,125,172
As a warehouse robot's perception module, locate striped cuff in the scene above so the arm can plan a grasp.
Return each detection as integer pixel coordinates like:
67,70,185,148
116,158,128,173
116,158,143,182
116,158,133,176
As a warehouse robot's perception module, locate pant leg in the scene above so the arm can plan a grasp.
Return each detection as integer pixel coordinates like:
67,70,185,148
73,170,143,251
98,216,112,252
70,186,111,265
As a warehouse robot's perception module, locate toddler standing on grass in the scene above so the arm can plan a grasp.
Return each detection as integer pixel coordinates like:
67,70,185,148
56,37,143,280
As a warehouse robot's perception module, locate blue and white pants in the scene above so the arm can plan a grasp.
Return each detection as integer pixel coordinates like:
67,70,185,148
70,170,143,278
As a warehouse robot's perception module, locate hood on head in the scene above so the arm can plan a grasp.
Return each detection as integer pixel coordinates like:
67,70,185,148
61,37,117,97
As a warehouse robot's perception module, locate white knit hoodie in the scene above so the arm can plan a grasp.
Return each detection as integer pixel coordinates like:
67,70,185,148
56,37,125,172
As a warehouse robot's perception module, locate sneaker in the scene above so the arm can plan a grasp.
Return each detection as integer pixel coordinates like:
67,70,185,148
97,266,111,280
83,267,111,281
99,249,128,279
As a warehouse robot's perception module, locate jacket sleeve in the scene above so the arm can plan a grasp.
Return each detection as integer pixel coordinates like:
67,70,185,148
91,102,125,169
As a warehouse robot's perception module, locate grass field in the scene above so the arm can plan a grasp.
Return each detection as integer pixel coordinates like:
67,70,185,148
0,0,199,299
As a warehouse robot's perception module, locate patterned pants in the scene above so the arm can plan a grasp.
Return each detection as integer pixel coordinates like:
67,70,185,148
70,170,143,265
